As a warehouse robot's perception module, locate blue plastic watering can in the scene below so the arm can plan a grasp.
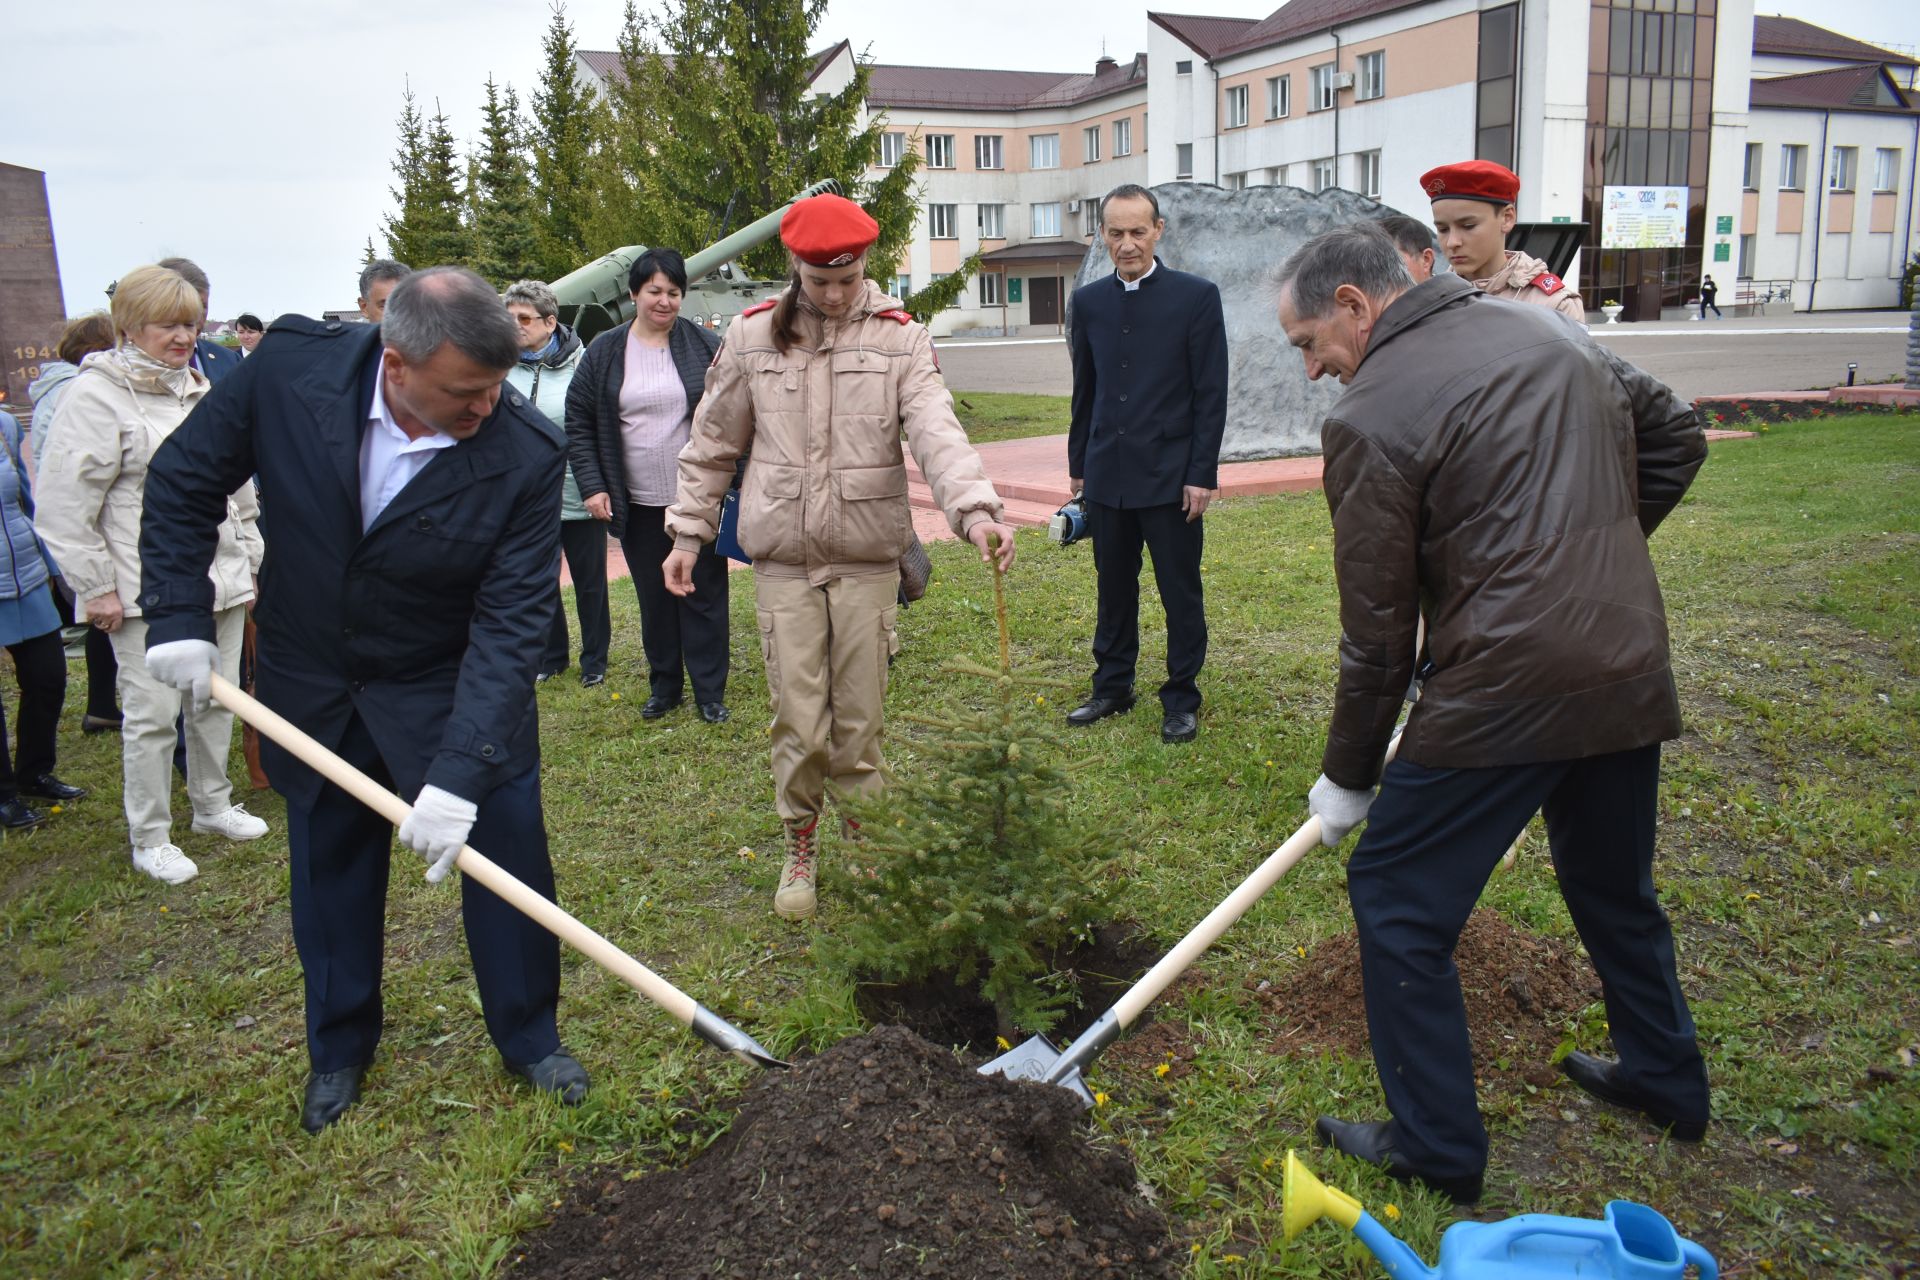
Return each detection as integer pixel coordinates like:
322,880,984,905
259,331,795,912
1283,1151,1717,1279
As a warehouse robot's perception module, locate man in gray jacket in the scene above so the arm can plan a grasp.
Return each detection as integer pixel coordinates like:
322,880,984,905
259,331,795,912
1276,223,1710,1204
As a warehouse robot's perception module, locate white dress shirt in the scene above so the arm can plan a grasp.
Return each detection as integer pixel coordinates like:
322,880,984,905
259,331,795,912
1119,259,1158,292
358,370,456,533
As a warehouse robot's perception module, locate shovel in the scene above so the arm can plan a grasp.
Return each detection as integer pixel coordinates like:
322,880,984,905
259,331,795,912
208,673,787,1071
981,729,1403,1106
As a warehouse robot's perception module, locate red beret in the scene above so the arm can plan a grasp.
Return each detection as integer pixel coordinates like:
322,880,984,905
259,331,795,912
780,194,879,267
1420,160,1520,206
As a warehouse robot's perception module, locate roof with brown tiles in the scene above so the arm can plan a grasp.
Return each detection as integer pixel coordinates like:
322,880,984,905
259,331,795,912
577,41,851,91
1749,62,1920,114
866,55,1147,111
1752,15,1916,69
1145,12,1260,60
1151,0,1434,62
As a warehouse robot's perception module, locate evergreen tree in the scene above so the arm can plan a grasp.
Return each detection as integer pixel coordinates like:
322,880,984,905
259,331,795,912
827,547,1120,1036
582,0,662,256
637,0,936,290
530,1,605,281
470,77,544,287
383,88,472,269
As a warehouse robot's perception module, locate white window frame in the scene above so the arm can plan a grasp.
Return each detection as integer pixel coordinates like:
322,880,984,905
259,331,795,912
1312,156,1336,192
926,134,956,169
1874,147,1901,193
1083,126,1101,163
1030,133,1060,170
1267,75,1290,119
927,203,958,239
1742,142,1761,190
1176,143,1194,179
1780,144,1806,190
1225,84,1250,129
1031,202,1062,237
929,272,961,308
1082,199,1099,236
891,274,912,299
1828,145,1857,191
1310,64,1336,112
977,203,1005,239
1113,117,1132,156
1356,51,1386,101
879,131,907,167
975,134,1004,170
1357,149,1382,199
979,273,1003,307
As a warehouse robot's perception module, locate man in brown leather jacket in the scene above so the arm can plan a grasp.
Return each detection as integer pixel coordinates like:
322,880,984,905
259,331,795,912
1275,223,1710,1205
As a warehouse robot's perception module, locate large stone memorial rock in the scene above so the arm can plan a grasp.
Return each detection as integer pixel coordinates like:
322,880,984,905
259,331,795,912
1069,182,1407,459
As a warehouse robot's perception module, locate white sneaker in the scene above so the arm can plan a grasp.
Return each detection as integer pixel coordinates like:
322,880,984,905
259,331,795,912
132,843,199,885
192,805,269,841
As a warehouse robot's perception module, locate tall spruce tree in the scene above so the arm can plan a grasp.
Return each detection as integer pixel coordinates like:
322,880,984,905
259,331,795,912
582,0,661,256
470,77,544,287
530,1,604,281
384,87,472,269
636,0,933,290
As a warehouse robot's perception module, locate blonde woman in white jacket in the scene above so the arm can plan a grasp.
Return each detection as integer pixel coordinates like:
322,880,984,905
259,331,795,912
34,265,268,885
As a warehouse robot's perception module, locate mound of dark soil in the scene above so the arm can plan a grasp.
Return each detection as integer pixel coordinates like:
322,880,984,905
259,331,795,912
1254,909,1601,1084
510,1025,1180,1280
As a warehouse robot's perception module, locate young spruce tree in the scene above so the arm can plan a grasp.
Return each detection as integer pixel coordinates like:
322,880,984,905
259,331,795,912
383,87,472,269
529,1,605,282
827,545,1119,1036
470,77,544,288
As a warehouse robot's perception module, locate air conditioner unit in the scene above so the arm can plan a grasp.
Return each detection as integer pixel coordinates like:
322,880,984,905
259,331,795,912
1332,71,1356,89
1067,200,1082,212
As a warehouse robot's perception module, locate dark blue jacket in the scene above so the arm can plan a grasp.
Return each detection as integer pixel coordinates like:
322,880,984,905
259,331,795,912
195,336,243,385
138,317,565,808
1067,259,1228,509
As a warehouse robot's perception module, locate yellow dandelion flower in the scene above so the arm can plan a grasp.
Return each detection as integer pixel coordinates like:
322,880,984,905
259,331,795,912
610,692,621,700
1154,1062,1171,1078
50,805,63,814
159,906,169,913
557,1141,574,1153
1295,944,1306,958
996,1036,1012,1051
1223,1255,1245,1264
1383,1203,1401,1221
1261,1155,1275,1169
1094,1091,1110,1107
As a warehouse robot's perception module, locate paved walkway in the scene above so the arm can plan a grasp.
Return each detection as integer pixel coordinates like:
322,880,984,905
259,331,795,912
578,425,1755,584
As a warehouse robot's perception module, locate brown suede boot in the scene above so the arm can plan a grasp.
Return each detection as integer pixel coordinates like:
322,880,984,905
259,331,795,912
774,818,819,919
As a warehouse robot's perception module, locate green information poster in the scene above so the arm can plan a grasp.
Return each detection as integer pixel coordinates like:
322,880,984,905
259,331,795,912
1714,242,1731,261
1716,215,1733,235
1008,278,1023,303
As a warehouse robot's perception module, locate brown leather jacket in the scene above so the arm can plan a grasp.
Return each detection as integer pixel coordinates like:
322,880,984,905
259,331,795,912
1318,274,1706,789
667,281,1002,584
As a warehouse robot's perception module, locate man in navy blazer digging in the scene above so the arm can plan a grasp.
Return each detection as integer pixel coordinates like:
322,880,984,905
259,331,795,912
136,267,586,1133
1066,184,1228,743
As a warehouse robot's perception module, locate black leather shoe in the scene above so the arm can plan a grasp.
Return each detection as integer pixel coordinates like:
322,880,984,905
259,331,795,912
698,702,730,724
0,799,46,830
1066,694,1135,726
1558,1051,1707,1141
1161,710,1198,743
1314,1115,1484,1205
580,671,606,689
506,1050,590,1105
19,774,87,802
81,713,124,734
301,1064,368,1134
641,694,682,720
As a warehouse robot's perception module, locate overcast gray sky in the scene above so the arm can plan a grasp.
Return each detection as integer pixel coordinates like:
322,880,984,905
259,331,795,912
8,0,1916,318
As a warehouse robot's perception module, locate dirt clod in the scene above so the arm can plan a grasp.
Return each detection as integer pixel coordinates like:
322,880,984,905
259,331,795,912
510,1026,1179,1279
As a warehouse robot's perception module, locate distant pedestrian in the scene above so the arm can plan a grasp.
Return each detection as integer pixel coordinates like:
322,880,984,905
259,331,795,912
156,258,243,385
1066,183,1228,745
1377,213,1438,283
233,313,265,354
1699,275,1721,319
358,259,412,323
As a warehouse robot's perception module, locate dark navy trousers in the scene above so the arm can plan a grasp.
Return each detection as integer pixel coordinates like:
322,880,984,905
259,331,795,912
1087,499,1207,713
1347,743,1709,1178
286,712,562,1074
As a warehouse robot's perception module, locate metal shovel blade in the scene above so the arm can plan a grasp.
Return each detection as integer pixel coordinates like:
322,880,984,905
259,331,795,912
690,1005,790,1071
979,1034,1095,1107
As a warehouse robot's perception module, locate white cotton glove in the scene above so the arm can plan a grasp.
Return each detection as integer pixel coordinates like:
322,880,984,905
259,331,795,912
146,639,221,710
399,785,478,884
1308,774,1377,848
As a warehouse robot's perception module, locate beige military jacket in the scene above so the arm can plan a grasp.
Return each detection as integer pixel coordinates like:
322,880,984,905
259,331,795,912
666,281,1003,585
1471,250,1587,321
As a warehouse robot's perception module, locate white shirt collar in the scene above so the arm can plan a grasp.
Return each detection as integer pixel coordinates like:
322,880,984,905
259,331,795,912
1118,259,1158,292
367,368,456,452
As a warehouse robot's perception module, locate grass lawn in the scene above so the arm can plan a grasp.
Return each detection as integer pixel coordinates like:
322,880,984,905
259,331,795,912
2,413,1915,1278
951,390,1072,445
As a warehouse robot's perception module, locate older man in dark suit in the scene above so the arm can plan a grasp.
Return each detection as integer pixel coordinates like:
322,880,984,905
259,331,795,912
136,267,585,1134
1066,184,1228,743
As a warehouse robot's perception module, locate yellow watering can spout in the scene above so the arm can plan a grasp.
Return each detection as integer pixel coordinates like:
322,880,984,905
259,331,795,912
1283,1150,1366,1237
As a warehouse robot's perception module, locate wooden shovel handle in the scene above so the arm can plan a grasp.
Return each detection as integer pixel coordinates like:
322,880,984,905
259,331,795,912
209,673,699,1027
1110,730,1404,1029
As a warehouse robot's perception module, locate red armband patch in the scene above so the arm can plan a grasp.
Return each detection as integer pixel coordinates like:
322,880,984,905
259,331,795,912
739,299,778,319
874,308,913,325
1532,273,1565,296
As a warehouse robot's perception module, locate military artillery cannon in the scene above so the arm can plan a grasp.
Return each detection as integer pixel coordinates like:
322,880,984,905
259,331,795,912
549,179,842,341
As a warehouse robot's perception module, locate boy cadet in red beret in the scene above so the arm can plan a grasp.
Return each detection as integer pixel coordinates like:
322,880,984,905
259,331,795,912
1420,160,1586,321
662,193,1019,920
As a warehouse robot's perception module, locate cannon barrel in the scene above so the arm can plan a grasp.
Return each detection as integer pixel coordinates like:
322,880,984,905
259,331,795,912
549,178,841,340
